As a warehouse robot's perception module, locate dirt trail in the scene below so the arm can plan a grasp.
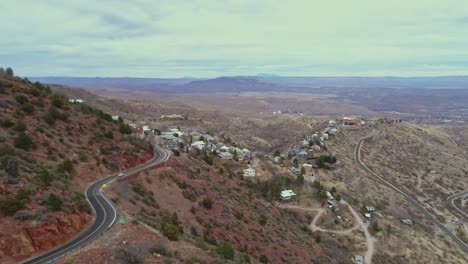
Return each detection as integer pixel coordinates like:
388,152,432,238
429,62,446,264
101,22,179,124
280,201,375,264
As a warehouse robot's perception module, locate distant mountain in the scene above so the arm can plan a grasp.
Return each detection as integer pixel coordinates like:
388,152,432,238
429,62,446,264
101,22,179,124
29,75,468,93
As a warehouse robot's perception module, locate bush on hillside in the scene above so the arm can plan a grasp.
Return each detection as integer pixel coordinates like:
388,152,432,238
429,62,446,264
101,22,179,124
200,197,213,209
0,196,24,215
216,241,235,260
14,132,33,150
15,95,28,104
119,123,132,134
0,155,18,177
1,118,14,128
13,119,26,132
0,143,15,156
47,193,63,211
21,103,35,114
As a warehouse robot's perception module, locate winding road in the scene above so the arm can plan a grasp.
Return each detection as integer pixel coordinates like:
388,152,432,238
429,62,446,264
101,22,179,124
22,139,171,264
447,191,468,222
355,135,468,255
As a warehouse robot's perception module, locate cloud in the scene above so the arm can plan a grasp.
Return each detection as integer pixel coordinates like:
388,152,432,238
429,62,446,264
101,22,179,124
1,0,468,77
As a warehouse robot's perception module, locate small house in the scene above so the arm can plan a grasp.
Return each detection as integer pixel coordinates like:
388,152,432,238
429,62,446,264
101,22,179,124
220,146,230,152
112,115,120,121
296,150,308,159
364,213,372,219
280,190,296,201
329,128,338,135
243,168,256,177
401,218,413,225
191,141,205,150
354,255,364,264
365,206,375,213
328,120,337,127
218,152,234,160
273,156,281,163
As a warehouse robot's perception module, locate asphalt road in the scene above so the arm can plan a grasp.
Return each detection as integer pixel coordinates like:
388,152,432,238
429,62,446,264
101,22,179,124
355,136,468,255
22,141,171,264
447,191,468,222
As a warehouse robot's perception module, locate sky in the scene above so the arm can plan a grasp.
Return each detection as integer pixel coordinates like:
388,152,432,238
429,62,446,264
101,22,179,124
1,0,468,78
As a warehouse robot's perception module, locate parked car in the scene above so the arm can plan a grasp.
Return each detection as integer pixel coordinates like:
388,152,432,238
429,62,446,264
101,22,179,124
118,172,125,177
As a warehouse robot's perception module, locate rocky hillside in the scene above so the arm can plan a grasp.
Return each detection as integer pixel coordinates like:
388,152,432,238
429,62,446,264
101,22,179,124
0,70,153,263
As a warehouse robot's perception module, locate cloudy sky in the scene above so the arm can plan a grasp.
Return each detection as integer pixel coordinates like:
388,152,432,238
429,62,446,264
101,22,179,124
1,0,468,77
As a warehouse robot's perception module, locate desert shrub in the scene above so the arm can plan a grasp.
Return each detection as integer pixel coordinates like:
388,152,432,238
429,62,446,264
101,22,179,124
51,94,65,108
316,155,337,168
296,174,304,186
259,255,269,263
58,159,74,173
21,103,35,114
14,119,26,132
200,197,213,209
162,223,179,241
0,195,24,215
172,149,180,156
47,193,63,211
132,184,146,196
14,132,33,150
104,131,114,139
1,118,14,128
15,95,28,104
16,188,31,202
115,249,142,264
0,143,15,156
149,245,170,256
0,155,18,177
216,241,235,260
44,106,68,124
36,169,53,186
371,221,382,235
119,123,132,134
259,213,268,226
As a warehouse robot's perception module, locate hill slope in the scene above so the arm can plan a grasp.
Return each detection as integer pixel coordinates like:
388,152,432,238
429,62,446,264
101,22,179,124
0,72,152,263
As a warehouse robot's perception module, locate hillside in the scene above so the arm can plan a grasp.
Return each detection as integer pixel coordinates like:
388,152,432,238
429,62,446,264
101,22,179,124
0,72,153,263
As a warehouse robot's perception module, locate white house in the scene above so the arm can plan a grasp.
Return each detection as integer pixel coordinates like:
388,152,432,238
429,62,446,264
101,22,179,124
218,152,233,160
329,128,338,135
142,125,151,132
68,99,84,103
322,134,329,140
328,120,337,127
280,190,296,200
111,115,120,121
191,141,205,150
243,168,256,177
220,146,230,152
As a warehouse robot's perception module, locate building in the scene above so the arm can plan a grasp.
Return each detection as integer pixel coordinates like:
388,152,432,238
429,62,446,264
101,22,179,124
401,218,413,225
68,99,84,103
329,128,338,135
354,255,364,264
142,125,151,132
364,213,372,219
296,150,308,159
343,117,360,125
273,156,281,163
112,115,120,121
280,190,296,200
243,168,256,177
219,146,230,152
365,206,375,213
218,152,234,160
191,141,205,150
328,120,337,127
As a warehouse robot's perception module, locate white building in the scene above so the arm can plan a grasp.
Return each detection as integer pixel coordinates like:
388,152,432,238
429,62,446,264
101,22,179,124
191,141,205,150
243,168,256,177
280,190,296,200
329,128,338,135
328,120,337,127
68,99,84,103
111,115,120,121
142,125,151,132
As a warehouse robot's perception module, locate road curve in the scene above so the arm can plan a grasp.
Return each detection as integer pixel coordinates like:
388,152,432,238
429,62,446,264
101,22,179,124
355,136,468,255
447,191,468,222
22,139,171,264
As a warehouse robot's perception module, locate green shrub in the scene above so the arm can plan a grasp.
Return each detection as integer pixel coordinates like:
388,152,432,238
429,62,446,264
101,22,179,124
200,197,213,209
119,123,132,134
259,255,269,263
37,169,53,186
59,159,74,173
47,193,63,211
15,95,28,104
162,223,179,241
0,143,15,156
14,119,26,132
1,118,14,128
14,132,33,150
21,103,34,114
216,241,235,260
51,94,65,108
104,131,114,139
259,213,268,226
16,188,31,202
0,196,24,215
